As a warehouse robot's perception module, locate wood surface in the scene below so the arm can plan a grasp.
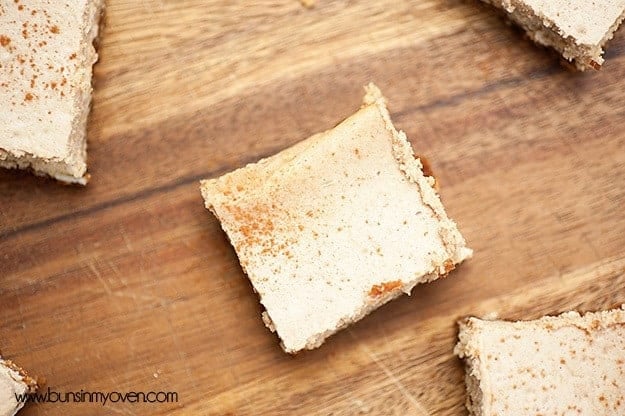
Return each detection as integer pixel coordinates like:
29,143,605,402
2,0,625,414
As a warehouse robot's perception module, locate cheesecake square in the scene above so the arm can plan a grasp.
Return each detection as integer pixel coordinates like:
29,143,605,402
201,84,472,353
455,306,625,415
0,355,37,416
482,0,625,70
0,0,105,184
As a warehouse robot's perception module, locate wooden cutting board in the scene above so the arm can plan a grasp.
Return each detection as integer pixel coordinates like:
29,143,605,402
2,0,625,414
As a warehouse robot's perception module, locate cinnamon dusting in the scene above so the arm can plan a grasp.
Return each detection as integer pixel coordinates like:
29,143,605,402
223,200,296,259
442,259,455,275
369,280,402,297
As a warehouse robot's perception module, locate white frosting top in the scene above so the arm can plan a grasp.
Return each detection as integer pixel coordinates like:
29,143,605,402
519,0,625,45
203,86,471,353
0,0,90,160
457,307,625,415
0,361,28,416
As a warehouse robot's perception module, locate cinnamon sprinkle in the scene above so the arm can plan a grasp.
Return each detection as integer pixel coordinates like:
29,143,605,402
369,280,402,297
442,259,455,275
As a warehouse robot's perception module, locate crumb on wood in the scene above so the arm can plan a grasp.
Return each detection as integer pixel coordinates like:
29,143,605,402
299,0,315,9
588,60,601,70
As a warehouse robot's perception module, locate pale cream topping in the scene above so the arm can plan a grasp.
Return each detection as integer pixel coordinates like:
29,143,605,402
0,0,103,182
202,85,471,353
456,306,625,415
518,0,625,46
0,360,29,416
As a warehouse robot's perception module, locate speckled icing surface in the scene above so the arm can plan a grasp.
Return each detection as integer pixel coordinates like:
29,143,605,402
0,0,104,182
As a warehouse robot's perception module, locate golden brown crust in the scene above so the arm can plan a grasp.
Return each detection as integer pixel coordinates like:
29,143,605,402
2,359,38,393
417,155,439,189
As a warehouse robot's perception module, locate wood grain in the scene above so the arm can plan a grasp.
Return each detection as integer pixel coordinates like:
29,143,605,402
1,0,625,414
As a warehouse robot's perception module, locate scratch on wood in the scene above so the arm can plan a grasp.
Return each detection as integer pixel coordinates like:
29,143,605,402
580,232,602,262
88,261,112,295
112,291,167,304
106,259,128,286
163,304,196,384
82,287,167,306
106,404,137,416
349,330,431,416
467,255,625,317
119,225,134,252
